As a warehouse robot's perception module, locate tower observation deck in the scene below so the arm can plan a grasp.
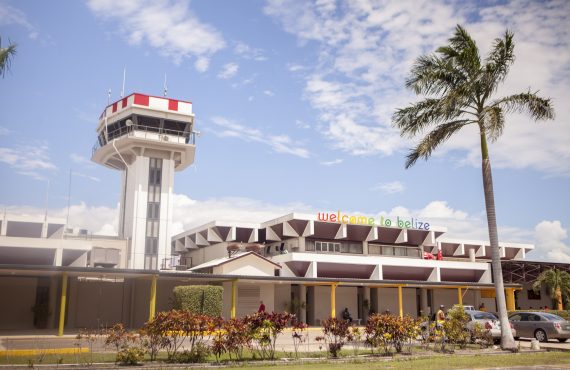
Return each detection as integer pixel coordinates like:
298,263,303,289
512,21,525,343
91,93,196,270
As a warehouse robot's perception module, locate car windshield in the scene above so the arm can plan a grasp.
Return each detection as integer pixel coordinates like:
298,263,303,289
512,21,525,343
473,312,497,320
541,313,564,321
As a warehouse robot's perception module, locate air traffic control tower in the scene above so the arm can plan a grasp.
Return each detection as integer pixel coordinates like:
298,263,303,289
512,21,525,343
92,93,196,270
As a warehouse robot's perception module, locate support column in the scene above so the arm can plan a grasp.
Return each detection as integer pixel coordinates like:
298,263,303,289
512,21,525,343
53,248,63,266
299,284,307,323
148,275,157,321
420,288,429,317
457,288,463,306
331,283,337,318
505,288,515,311
230,280,237,319
363,286,371,319
398,285,403,318
57,273,68,337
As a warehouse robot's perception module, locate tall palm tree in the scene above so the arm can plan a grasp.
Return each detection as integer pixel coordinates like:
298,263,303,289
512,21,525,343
393,25,554,350
533,268,570,310
0,37,17,77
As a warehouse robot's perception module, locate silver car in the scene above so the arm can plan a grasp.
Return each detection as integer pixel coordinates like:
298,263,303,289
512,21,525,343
466,310,516,342
508,312,570,342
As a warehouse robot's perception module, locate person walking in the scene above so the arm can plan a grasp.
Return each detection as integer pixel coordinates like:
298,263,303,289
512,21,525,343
258,300,266,313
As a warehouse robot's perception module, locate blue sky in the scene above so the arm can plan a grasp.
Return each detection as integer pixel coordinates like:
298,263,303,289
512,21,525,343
1,0,569,261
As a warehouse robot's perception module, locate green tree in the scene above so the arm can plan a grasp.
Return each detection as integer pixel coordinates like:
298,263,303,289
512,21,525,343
0,37,17,77
393,25,554,350
533,268,570,311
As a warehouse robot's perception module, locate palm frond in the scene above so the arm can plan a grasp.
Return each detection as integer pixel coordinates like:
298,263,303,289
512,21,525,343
485,30,515,83
491,92,555,121
405,119,471,168
483,106,505,142
439,25,481,79
0,37,17,77
406,54,467,96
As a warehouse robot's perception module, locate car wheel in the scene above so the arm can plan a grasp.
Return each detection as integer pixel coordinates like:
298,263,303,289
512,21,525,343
558,338,568,343
534,329,548,343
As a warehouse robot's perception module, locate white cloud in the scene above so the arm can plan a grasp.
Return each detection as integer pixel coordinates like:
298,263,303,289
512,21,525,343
70,153,94,167
87,0,225,71
0,3,38,39
194,57,210,73
218,63,239,79
72,171,101,183
372,181,405,194
320,159,343,166
295,119,310,129
534,220,570,263
288,64,306,72
209,116,310,158
234,41,267,61
0,126,10,135
0,145,57,180
264,0,570,176
263,90,275,96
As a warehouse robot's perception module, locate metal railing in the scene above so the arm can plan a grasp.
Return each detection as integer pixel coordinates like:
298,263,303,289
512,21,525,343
92,124,196,154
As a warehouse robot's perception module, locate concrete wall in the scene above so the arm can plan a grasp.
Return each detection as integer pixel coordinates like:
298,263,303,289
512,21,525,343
274,284,291,313
0,277,37,330
188,243,227,267
516,283,552,309
376,288,417,316
314,286,331,324
217,255,276,276
73,280,125,328
336,286,358,320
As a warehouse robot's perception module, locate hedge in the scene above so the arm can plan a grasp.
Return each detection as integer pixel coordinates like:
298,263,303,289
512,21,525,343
173,285,223,316
508,310,570,320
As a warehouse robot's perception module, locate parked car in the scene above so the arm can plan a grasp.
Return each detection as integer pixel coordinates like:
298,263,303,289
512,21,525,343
453,304,476,312
508,312,570,342
465,310,516,343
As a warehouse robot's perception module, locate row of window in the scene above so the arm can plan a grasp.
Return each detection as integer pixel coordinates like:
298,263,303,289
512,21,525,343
145,158,162,270
305,240,420,257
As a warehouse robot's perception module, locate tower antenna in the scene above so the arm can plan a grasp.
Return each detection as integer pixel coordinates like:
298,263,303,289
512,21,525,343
163,73,168,97
121,67,126,98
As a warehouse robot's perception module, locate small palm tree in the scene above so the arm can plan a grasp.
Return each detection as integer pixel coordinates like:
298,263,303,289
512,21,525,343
533,269,570,311
393,25,554,350
0,37,17,77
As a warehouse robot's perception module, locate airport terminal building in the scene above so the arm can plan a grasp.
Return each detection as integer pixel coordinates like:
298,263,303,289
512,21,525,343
0,93,554,334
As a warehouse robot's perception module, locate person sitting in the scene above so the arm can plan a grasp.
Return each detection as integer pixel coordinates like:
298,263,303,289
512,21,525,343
478,303,487,312
342,307,353,323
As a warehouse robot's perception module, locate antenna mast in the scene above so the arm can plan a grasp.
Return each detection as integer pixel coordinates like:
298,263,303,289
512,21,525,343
121,68,126,98
163,74,168,97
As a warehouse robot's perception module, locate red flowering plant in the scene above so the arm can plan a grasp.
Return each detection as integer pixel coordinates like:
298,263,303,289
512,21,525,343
316,317,351,358
291,320,308,359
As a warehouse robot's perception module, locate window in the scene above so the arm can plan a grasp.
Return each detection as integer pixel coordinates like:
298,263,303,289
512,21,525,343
144,158,162,270
527,289,541,300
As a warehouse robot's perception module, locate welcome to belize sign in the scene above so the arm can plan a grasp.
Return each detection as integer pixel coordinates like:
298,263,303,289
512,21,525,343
317,211,430,230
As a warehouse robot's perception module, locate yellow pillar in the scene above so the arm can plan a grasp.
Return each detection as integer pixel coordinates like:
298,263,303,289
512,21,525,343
57,273,68,337
398,285,403,318
230,280,237,319
505,288,515,311
457,287,463,306
331,283,337,318
148,275,157,321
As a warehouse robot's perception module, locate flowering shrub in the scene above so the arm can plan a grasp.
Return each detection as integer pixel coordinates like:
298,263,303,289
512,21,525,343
104,323,146,365
365,314,420,354
247,312,295,360
316,317,351,358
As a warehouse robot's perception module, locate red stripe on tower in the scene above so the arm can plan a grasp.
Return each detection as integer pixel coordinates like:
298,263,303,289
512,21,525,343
112,102,118,113
121,97,128,108
168,99,178,111
133,94,150,106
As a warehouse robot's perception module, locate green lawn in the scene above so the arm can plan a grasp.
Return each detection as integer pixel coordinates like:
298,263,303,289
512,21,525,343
230,352,570,369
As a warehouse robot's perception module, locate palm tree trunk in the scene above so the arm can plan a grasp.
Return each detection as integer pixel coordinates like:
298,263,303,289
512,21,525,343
480,130,516,350
556,287,563,310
